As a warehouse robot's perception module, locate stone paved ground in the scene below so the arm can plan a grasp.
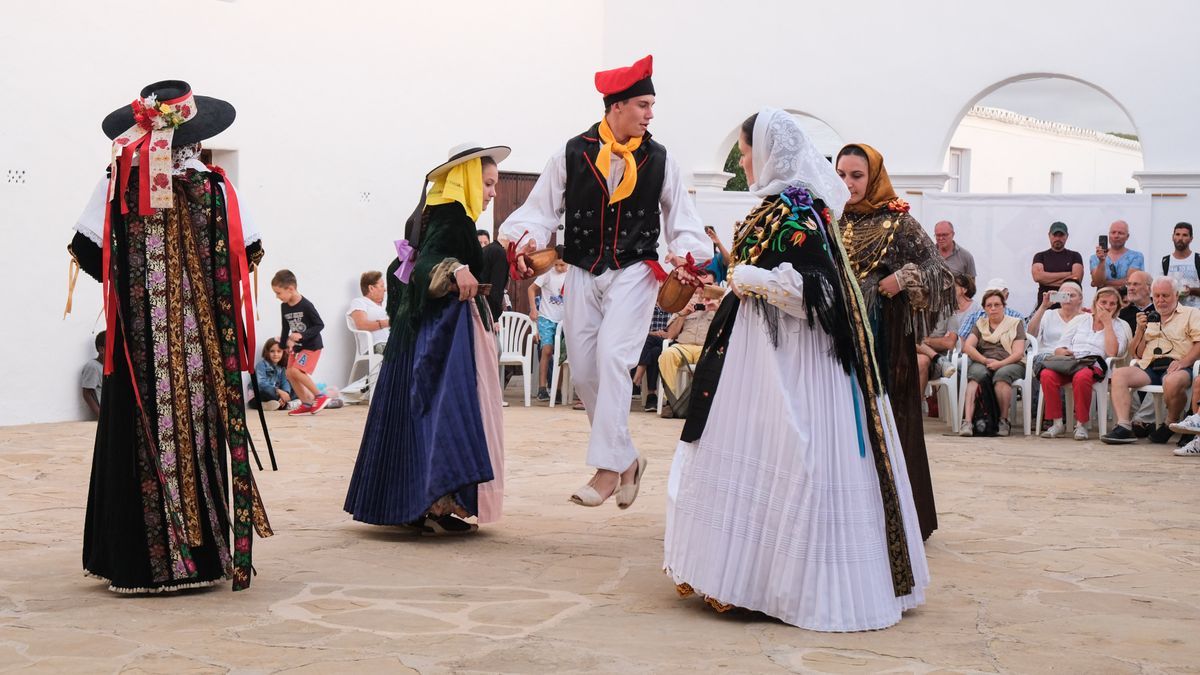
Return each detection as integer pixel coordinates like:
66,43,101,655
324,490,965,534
1,396,1198,674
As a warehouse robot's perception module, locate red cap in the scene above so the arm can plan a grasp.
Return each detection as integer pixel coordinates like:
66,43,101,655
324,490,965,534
595,54,655,106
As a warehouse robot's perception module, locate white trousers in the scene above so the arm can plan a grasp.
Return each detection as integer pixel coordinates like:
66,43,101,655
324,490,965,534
564,264,658,471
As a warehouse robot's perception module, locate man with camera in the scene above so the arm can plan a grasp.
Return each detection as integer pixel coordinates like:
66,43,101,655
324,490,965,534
657,270,718,418
1090,220,1145,295
1102,276,1200,445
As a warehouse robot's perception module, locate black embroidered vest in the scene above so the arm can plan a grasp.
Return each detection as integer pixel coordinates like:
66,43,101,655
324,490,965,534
563,123,667,275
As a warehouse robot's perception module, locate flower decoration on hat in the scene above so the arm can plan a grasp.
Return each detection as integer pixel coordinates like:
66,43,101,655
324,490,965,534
109,88,198,214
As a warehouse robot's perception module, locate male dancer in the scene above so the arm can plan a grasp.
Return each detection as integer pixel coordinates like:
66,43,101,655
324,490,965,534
501,54,709,507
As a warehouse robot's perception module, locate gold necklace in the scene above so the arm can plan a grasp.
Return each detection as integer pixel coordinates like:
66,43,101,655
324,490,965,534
841,213,898,280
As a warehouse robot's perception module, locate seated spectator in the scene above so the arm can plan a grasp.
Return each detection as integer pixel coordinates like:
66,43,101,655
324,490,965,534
1026,281,1086,419
81,331,105,419
960,289,1027,437
658,271,718,418
917,273,979,400
1039,287,1127,441
529,254,568,402
250,338,295,410
632,306,671,413
1102,276,1200,445
349,270,389,354
957,278,1025,342
1118,270,1154,334
703,225,731,283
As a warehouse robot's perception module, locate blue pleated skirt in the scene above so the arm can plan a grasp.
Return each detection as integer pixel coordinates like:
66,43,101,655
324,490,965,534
343,299,494,525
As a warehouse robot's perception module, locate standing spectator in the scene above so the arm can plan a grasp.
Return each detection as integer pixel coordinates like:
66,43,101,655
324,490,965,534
933,220,976,278
1090,220,1144,293
1031,221,1084,305
1118,270,1154,330
250,338,294,410
1102,277,1200,445
80,331,105,419
271,269,330,415
957,278,1026,341
960,289,1027,437
632,306,671,412
477,229,510,323
529,256,568,402
657,271,717,418
349,270,390,353
1162,222,1200,309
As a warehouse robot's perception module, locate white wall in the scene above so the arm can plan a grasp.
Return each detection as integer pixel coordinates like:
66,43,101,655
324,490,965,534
945,109,1143,194
2,0,1199,425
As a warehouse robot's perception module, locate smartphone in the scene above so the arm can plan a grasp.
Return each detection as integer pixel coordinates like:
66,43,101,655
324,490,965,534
1098,234,1108,250
704,225,716,234
1049,290,1069,303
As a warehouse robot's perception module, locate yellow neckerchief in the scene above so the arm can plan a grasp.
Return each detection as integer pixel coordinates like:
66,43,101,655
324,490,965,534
426,158,483,221
595,117,643,203
977,314,1022,357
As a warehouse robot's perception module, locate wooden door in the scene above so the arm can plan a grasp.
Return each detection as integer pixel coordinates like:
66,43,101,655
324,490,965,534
494,171,551,315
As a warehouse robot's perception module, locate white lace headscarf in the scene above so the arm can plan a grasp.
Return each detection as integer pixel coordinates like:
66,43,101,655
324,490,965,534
749,107,851,219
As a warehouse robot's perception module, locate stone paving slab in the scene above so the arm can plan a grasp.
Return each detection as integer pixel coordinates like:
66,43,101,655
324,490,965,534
1,399,1198,673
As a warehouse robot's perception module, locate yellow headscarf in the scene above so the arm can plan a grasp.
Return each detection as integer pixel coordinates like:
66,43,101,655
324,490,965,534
595,117,643,203
840,143,899,216
426,158,484,221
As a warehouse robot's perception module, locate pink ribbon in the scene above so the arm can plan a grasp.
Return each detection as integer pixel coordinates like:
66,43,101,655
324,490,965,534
394,239,416,283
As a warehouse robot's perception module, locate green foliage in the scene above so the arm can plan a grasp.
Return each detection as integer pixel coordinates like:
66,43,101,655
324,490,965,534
1108,132,1139,142
723,143,748,191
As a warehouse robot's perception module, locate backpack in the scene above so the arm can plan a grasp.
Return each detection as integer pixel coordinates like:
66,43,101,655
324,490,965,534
971,374,1002,437
1162,252,1200,278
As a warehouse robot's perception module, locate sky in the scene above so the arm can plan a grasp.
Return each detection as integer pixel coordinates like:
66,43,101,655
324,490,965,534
978,78,1137,136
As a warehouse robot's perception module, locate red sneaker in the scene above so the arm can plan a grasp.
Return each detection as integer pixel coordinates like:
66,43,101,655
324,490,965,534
288,402,313,416
309,394,331,415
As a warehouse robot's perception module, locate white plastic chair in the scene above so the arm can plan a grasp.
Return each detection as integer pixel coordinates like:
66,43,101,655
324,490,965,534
1036,357,1115,435
656,339,697,415
343,311,383,402
1131,360,1200,425
549,321,572,408
497,311,535,407
927,348,960,432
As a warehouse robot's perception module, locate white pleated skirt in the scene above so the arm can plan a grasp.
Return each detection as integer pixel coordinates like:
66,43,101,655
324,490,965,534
664,304,929,632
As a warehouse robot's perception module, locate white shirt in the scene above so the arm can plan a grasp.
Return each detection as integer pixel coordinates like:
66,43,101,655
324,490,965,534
498,144,710,263
73,158,261,247
534,268,567,323
349,296,389,344
1038,310,1087,354
1058,315,1130,360
1166,254,1200,309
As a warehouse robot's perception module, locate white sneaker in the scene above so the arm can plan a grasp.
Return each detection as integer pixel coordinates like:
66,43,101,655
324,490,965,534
998,419,1011,437
1168,413,1200,435
1041,420,1065,439
1073,423,1089,441
1174,437,1200,456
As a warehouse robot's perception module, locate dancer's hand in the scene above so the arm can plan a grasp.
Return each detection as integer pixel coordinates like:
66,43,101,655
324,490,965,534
666,254,699,286
454,266,479,301
515,240,537,279
877,273,901,299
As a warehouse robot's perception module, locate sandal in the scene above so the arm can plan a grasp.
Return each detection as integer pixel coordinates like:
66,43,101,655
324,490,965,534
421,513,478,536
615,455,648,509
569,483,612,507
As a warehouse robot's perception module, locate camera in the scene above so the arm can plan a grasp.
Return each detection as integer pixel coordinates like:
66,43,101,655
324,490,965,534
1049,290,1069,303
1143,309,1161,323
694,303,706,311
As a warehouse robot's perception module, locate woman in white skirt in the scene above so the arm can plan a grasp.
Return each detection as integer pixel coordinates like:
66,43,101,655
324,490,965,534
663,108,929,631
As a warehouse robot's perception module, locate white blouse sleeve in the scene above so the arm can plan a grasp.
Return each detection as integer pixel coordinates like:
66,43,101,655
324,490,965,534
659,154,711,263
497,148,566,250
73,177,109,245
730,263,808,319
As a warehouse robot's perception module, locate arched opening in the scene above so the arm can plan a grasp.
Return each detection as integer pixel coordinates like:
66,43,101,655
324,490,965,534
941,74,1142,194
717,110,844,191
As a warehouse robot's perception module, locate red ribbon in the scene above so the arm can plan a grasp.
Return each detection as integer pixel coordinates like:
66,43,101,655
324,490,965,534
209,166,256,372
505,232,529,281
644,260,667,282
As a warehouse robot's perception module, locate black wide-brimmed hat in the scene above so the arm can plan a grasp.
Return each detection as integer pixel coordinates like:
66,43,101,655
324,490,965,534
101,80,235,146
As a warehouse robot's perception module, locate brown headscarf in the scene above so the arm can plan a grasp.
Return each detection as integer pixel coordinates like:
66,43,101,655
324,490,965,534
839,143,899,216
